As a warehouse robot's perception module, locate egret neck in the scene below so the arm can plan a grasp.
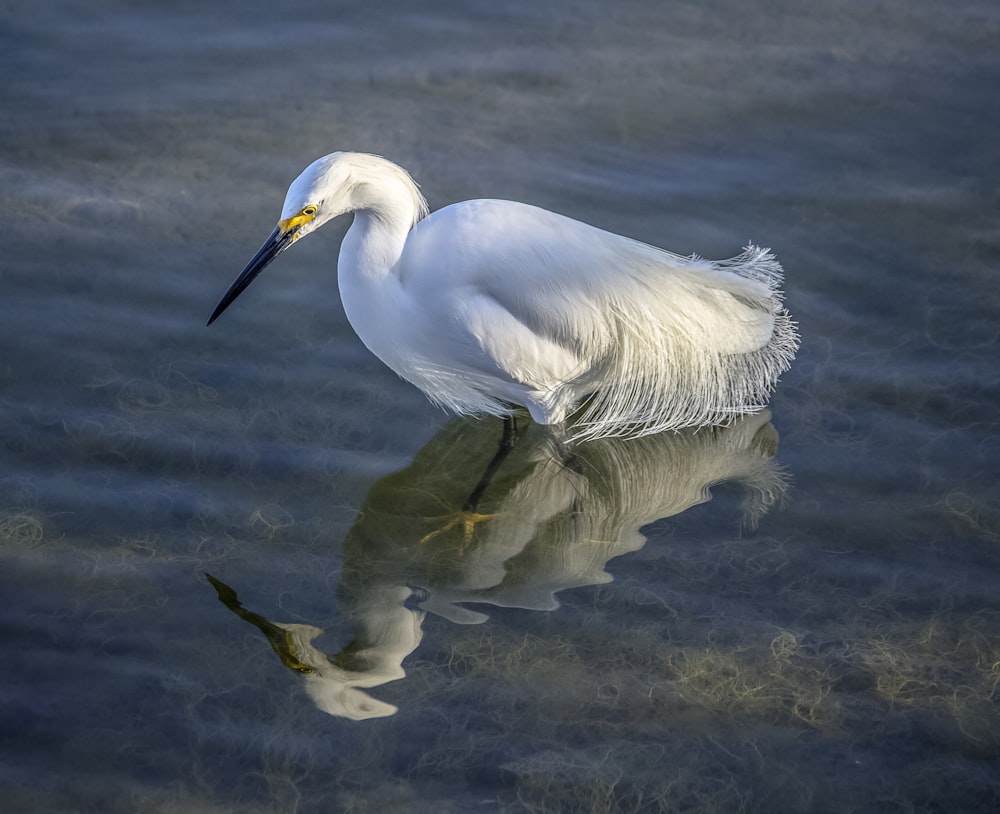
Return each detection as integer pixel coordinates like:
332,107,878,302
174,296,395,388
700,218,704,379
337,181,422,367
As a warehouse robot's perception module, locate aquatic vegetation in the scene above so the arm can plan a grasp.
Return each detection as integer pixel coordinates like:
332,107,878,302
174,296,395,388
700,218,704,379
0,509,45,549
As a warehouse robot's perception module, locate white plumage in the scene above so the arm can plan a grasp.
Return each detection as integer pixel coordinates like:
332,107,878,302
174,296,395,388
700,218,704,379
209,152,798,441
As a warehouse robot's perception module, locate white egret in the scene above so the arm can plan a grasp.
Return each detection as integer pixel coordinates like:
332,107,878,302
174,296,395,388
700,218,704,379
209,152,798,441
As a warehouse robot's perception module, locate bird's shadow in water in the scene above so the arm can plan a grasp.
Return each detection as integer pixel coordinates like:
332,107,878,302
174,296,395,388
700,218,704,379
206,412,788,720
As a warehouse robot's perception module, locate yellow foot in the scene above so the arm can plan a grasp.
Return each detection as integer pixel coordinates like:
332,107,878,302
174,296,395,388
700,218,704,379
419,510,496,547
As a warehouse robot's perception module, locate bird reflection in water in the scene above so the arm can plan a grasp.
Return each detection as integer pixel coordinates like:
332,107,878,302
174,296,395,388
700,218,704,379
207,411,787,720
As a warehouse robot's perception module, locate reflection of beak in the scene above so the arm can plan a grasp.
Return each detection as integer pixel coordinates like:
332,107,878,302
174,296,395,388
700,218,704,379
204,573,316,674
207,213,311,325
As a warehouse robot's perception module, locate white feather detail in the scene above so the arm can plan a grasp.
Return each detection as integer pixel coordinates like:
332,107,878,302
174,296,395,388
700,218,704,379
567,244,798,441
393,199,798,441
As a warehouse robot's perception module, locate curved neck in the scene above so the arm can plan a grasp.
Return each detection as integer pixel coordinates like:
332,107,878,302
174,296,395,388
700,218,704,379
336,190,418,367
338,178,418,284
340,210,409,284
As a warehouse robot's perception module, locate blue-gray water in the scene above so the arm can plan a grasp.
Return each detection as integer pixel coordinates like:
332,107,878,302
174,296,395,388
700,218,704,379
2,1,998,811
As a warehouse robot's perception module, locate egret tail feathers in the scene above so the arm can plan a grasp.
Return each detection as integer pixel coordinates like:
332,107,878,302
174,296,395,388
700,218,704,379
570,245,799,442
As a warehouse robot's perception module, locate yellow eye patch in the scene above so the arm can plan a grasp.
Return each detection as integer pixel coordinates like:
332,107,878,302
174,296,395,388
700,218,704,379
278,206,318,236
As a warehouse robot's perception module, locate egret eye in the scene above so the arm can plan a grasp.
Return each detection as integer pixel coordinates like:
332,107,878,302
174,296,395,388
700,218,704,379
302,205,318,217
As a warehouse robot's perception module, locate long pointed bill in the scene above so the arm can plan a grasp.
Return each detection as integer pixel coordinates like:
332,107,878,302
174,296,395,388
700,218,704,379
207,225,296,325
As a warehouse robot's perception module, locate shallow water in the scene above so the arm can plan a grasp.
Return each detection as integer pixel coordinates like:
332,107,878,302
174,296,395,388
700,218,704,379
2,1,999,811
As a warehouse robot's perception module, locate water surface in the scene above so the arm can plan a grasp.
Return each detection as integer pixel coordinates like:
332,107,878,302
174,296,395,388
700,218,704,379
2,1,998,811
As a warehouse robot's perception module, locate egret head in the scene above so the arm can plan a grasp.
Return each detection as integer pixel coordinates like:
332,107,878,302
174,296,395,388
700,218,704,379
207,152,427,326
206,154,343,325
277,152,354,237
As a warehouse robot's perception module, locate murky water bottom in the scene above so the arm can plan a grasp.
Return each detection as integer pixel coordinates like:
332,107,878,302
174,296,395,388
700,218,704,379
2,1,999,811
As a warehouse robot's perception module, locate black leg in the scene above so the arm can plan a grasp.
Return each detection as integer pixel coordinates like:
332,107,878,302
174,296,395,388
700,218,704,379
463,415,518,512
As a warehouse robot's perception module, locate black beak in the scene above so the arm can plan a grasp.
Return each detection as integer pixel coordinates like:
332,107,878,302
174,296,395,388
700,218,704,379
207,225,296,326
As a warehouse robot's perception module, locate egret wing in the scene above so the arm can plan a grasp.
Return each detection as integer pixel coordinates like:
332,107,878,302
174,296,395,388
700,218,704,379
401,199,797,438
